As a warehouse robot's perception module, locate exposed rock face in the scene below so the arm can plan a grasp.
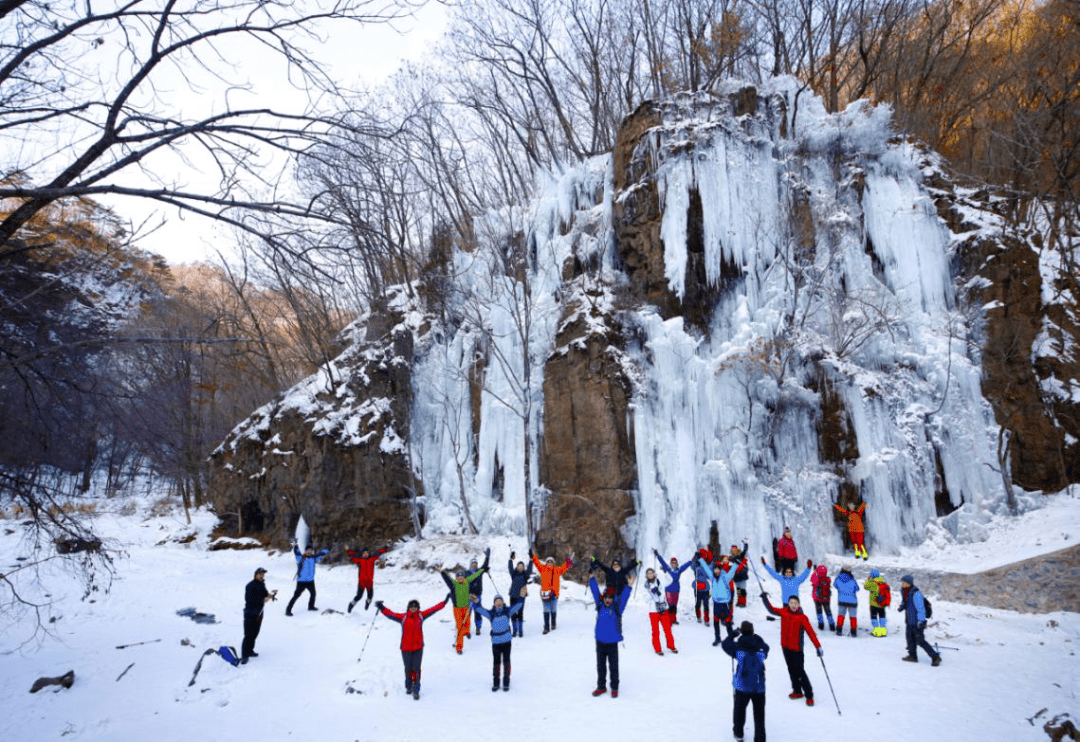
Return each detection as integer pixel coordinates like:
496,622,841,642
536,298,636,571
930,175,1080,493
207,302,421,551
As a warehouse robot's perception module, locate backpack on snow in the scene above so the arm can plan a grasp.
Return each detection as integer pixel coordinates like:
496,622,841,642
217,645,241,667
813,575,831,602
877,582,891,607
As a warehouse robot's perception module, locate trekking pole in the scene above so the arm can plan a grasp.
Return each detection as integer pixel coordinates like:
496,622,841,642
486,569,504,596
116,638,161,649
935,642,960,652
818,655,841,716
748,559,777,621
356,610,379,664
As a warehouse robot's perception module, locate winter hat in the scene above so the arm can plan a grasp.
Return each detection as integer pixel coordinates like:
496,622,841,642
670,557,679,564
870,568,881,578
470,558,479,567
900,574,914,586
407,599,420,610
456,571,466,579
545,557,555,564
740,621,754,636
816,565,827,576
254,567,267,576
493,594,504,604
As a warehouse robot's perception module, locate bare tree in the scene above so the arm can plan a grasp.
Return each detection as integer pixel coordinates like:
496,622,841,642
0,0,418,257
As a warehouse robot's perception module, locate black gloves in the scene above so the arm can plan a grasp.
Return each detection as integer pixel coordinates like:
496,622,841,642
374,600,384,610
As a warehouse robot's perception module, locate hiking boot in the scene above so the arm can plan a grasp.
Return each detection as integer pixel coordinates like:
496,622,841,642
365,598,372,610
308,606,318,611
712,638,722,646
348,599,357,614
241,657,248,665
503,679,510,691
835,627,843,636
611,690,619,698
492,683,500,692
670,648,678,654
932,656,942,667
817,623,824,631
806,698,815,707
592,688,607,697
789,692,804,700
412,683,421,700
850,628,857,637
656,651,663,656
543,627,550,635
285,610,293,617
902,655,918,663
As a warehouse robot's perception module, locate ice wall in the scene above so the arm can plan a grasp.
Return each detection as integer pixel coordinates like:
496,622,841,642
409,80,1005,564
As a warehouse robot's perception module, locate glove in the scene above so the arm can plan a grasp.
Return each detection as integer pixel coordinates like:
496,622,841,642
374,600,384,610
807,559,813,568
510,551,515,560
918,621,927,630
760,556,766,565
485,547,491,556
816,647,824,657
590,556,596,562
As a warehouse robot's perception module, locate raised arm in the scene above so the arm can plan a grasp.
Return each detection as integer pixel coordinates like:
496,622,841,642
762,560,781,581
589,576,602,607
762,594,780,617
440,570,455,590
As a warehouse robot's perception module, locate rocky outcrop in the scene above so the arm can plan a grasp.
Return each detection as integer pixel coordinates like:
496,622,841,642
207,300,422,551
536,293,636,573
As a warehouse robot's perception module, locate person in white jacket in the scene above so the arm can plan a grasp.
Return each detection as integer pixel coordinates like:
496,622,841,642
643,568,678,655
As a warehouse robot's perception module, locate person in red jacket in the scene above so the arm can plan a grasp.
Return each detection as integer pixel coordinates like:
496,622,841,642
347,546,387,613
376,594,449,700
777,527,798,572
833,500,869,560
762,592,822,707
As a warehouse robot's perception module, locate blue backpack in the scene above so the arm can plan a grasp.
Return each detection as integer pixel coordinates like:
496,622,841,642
217,646,241,667
737,649,765,689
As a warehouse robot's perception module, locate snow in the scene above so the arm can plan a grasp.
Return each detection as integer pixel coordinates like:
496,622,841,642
1,493,1078,741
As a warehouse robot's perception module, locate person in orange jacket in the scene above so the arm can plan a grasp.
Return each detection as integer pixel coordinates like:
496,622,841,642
531,548,573,634
833,500,868,560
762,592,823,707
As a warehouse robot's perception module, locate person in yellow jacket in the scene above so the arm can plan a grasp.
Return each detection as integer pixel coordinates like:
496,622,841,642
863,568,891,636
531,548,573,634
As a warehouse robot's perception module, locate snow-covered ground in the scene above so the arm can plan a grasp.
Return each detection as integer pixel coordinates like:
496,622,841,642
1,492,1078,742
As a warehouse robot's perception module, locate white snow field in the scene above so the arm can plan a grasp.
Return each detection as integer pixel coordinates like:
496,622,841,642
1,492,1078,742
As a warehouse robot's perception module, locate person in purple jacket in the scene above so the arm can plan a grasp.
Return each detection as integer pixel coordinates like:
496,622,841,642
589,574,634,698
653,548,693,624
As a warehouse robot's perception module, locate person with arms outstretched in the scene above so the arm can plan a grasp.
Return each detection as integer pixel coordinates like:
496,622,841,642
376,594,450,699
441,547,490,654
653,548,693,624
507,551,534,637
347,545,387,613
589,573,633,697
763,592,822,706
285,543,330,616
532,548,573,634
471,593,524,691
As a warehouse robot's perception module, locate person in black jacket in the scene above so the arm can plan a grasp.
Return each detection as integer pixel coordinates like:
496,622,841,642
721,621,770,742
242,567,277,663
467,550,491,635
591,554,639,597
507,551,534,637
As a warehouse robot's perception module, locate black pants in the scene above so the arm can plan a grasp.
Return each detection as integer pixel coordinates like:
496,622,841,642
695,588,710,620
241,611,263,658
905,624,940,661
733,690,766,742
402,649,423,689
782,647,813,698
492,642,511,683
286,581,316,612
870,605,885,622
595,640,619,691
713,600,733,640
352,584,373,604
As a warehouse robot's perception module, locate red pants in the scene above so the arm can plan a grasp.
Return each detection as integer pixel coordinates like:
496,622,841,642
453,606,472,651
650,611,676,653
851,531,865,547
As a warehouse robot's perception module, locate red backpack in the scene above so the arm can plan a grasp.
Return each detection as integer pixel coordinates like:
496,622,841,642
877,581,891,607
813,575,831,602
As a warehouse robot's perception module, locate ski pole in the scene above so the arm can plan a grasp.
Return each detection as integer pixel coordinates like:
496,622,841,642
356,609,379,665
935,642,960,652
116,638,161,649
748,559,777,620
819,654,841,715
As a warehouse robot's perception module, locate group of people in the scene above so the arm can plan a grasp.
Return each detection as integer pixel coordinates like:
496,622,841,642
239,522,942,738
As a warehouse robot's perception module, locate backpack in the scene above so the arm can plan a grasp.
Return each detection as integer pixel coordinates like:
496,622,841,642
813,575,831,602
737,648,765,689
923,595,933,619
217,645,241,667
877,582,891,607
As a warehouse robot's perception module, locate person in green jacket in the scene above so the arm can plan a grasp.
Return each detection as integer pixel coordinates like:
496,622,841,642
441,548,490,654
864,568,891,636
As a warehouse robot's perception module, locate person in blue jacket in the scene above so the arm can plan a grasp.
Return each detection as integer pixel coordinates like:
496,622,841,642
761,556,812,605
692,549,713,623
833,566,860,636
507,551,533,637
722,621,770,742
899,575,941,666
285,543,331,616
653,549,693,624
697,553,740,645
470,593,525,691
589,574,633,697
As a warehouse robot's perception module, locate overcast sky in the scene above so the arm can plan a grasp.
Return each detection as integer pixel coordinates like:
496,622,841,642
118,3,450,266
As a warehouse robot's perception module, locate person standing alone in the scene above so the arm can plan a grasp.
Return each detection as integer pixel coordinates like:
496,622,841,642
242,567,276,663
286,544,330,616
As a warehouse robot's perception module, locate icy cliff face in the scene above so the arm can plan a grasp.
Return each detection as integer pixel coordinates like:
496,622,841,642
215,78,1068,561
